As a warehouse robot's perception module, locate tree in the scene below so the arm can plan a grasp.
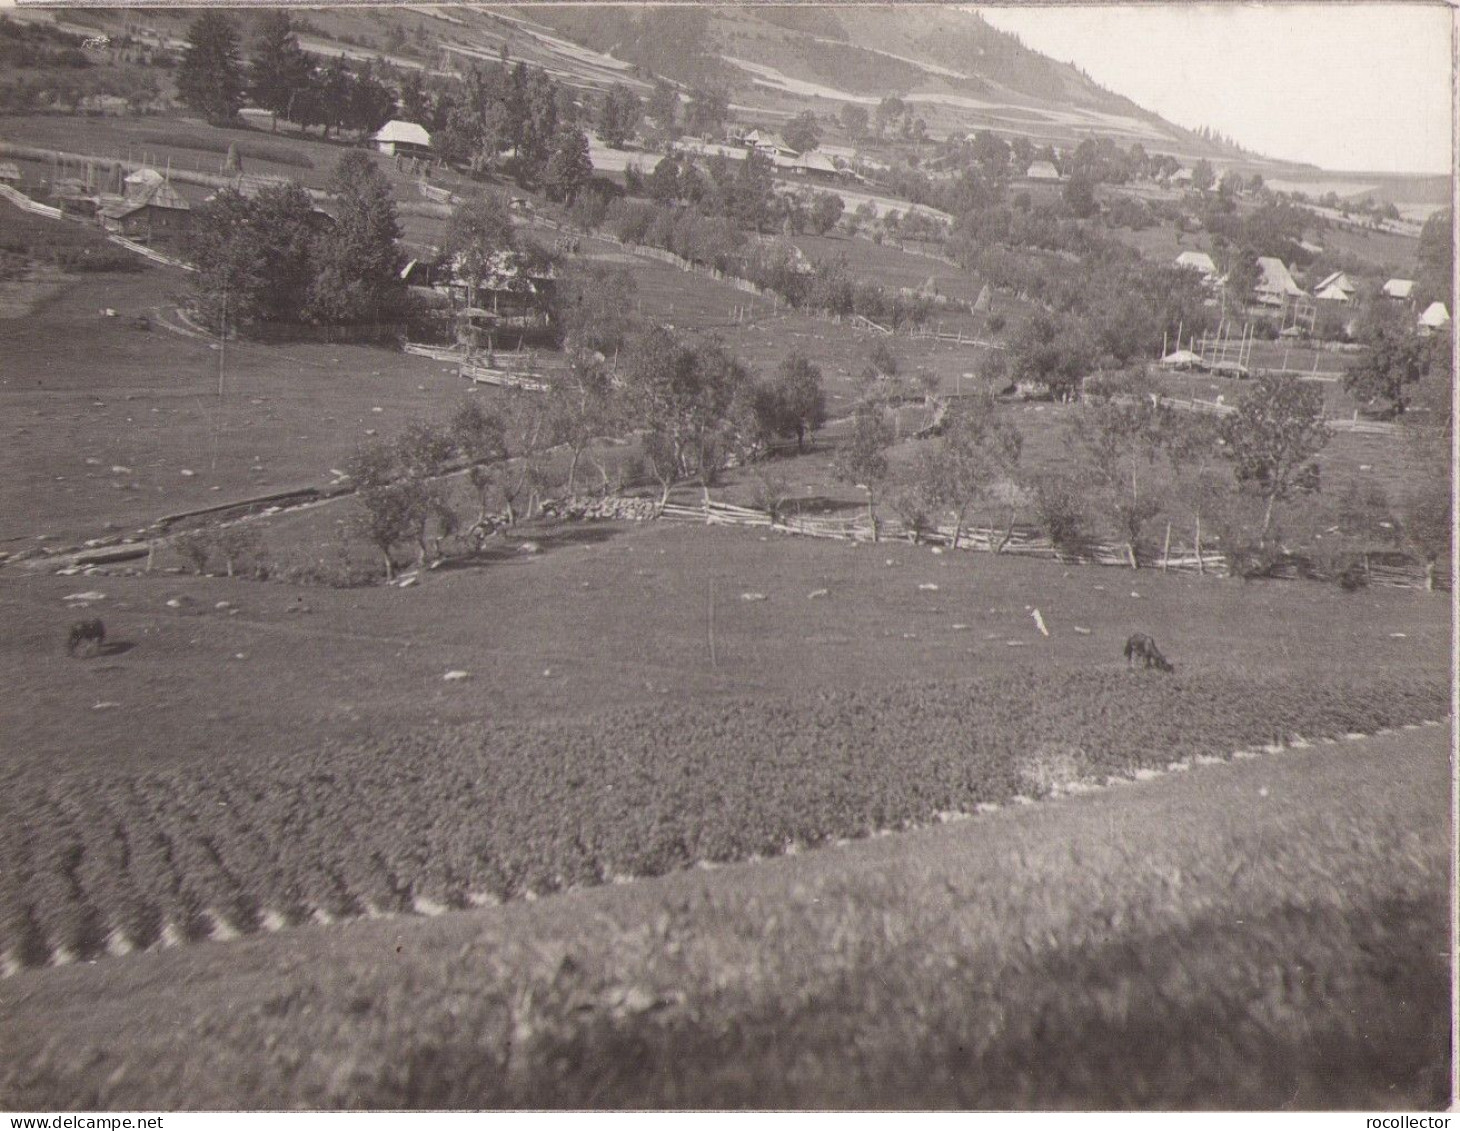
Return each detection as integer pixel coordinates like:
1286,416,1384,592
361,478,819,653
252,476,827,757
442,191,514,317
839,103,868,142
1008,312,1095,402
685,85,728,137
248,10,310,131
355,481,431,580
186,188,269,333
1397,429,1451,590
186,182,317,330
833,402,895,541
1223,252,1260,307
598,83,641,148
783,110,821,155
754,353,828,452
1221,371,1331,540
398,69,432,126
543,128,593,203
1073,384,1172,568
874,95,905,138
345,64,396,137
450,398,509,530
307,151,405,325
1062,171,1097,219
1345,307,1433,417
1417,208,1453,309
555,263,639,359
733,148,775,234
646,156,681,203
1191,158,1215,192
916,396,1023,550
809,191,844,236
647,81,679,140
1162,412,1226,574
620,326,749,500
548,355,617,496
177,12,245,125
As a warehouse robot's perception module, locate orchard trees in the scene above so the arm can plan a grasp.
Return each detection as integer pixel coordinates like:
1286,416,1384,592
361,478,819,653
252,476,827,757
1221,371,1330,541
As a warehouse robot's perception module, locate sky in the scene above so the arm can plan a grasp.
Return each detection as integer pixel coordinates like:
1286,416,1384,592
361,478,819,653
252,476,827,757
977,4,1454,175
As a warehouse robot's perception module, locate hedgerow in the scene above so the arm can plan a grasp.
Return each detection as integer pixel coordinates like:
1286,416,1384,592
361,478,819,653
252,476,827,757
0,670,1445,963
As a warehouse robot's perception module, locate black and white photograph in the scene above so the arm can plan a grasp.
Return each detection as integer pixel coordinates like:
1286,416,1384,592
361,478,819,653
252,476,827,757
0,0,1454,1112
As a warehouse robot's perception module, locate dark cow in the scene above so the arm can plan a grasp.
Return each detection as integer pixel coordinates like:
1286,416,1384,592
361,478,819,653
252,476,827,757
66,618,106,657
1123,632,1173,673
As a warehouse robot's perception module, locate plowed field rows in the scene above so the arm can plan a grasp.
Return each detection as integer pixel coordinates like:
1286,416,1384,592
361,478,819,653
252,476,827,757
0,670,1446,969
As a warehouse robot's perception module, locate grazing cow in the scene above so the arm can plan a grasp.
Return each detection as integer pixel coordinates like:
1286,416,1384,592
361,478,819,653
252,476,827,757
66,618,106,657
1124,632,1173,673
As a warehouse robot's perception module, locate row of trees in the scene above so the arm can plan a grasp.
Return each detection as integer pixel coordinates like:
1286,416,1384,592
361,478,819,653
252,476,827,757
177,11,391,135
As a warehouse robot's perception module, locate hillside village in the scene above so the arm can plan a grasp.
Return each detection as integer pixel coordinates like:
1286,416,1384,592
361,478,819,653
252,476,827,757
0,4,1453,1113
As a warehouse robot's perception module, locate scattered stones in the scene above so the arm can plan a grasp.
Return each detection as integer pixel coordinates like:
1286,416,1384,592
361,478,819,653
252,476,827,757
1073,626,1092,635
63,591,106,603
807,588,828,599
539,497,660,522
443,670,470,681
918,583,939,591
92,702,120,711
517,541,541,555
740,592,767,602
180,469,195,477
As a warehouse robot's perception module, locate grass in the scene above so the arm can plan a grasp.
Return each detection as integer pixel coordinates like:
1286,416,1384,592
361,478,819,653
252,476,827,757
0,723,1448,1109
0,238,470,548
3,513,1448,784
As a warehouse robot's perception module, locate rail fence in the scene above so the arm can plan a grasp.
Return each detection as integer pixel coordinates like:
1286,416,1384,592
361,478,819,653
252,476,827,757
656,498,1444,589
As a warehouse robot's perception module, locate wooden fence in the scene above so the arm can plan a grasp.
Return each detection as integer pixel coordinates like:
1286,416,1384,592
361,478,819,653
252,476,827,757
459,360,551,392
656,498,1444,589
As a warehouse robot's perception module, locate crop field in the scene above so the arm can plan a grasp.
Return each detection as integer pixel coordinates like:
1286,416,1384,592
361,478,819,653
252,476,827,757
0,722,1449,1108
0,665,1445,968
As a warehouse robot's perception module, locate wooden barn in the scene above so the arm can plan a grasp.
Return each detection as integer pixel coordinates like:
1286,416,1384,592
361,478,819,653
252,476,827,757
99,178,191,243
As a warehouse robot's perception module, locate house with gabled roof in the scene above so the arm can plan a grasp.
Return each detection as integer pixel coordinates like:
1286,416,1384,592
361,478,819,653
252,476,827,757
1255,256,1305,305
372,120,432,158
1174,250,1218,281
1417,301,1450,333
1313,270,1357,298
99,178,190,242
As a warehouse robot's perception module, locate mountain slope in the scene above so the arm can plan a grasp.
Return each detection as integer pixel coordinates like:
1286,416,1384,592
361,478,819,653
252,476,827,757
521,5,1216,154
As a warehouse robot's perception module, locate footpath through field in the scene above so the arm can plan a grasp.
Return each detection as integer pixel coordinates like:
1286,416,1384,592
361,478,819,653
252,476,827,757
0,723,1450,1109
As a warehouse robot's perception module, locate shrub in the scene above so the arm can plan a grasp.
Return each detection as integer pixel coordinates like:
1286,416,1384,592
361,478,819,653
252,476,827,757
171,528,216,575
214,525,264,578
